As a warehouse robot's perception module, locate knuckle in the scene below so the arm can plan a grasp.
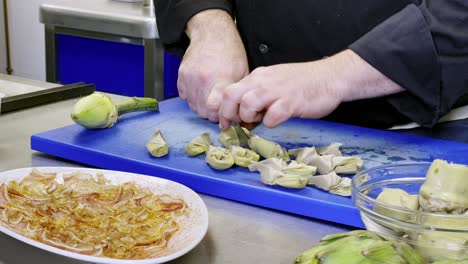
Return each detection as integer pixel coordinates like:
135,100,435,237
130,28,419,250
222,86,239,101
251,66,268,77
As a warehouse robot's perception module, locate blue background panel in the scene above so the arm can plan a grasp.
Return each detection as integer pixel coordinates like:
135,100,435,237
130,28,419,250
58,34,146,97
30,98,468,228
164,52,181,98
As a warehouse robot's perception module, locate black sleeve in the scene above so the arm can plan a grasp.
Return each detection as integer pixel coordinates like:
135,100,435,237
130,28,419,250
154,0,234,57
349,1,468,128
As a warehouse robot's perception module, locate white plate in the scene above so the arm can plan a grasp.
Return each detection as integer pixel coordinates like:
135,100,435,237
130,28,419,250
0,167,209,264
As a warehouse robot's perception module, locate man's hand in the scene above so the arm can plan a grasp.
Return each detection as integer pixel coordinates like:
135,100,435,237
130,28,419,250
178,10,249,122
218,49,404,129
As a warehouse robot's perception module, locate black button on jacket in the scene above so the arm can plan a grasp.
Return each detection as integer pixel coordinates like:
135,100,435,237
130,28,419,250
155,0,468,129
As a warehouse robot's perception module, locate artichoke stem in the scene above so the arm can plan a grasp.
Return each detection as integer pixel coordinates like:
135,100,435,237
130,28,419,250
115,97,159,116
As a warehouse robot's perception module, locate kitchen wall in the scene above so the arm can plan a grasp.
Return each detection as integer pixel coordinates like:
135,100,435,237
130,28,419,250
6,0,51,80
0,2,6,74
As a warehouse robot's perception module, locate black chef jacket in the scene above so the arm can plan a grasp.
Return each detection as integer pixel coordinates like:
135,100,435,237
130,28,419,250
154,0,468,129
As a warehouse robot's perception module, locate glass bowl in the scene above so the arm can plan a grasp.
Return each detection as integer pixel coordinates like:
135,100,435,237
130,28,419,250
352,162,468,262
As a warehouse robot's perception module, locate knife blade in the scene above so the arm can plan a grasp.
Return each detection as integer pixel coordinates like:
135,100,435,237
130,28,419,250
233,124,250,148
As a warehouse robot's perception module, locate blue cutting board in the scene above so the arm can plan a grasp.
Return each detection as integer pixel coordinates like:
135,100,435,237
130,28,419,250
31,97,468,228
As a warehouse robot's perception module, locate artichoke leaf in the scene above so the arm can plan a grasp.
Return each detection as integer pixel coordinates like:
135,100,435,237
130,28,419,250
295,230,425,264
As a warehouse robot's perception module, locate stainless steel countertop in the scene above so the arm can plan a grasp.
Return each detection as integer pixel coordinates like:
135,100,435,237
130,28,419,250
40,0,158,39
0,94,351,264
0,73,61,97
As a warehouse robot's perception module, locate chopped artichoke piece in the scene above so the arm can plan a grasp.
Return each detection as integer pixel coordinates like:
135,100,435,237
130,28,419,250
332,156,364,174
282,161,317,176
329,177,351,197
308,171,352,196
205,146,234,170
248,158,307,189
230,145,260,167
419,159,468,214
272,174,308,189
295,230,426,264
185,132,211,156
305,155,334,175
288,147,319,164
317,142,343,156
248,158,286,172
218,126,240,148
376,188,420,210
374,188,420,222
248,135,288,161
146,129,168,157
281,147,291,162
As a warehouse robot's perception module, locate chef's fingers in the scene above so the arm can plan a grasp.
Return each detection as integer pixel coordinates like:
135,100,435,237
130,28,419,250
196,84,210,119
208,112,219,122
218,116,231,130
242,87,278,114
187,100,197,113
262,99,292,128
206,83,224,112
218,82,252,127
238,121,259,131
239,105,263,124
238,90,269,123
177,77,187,100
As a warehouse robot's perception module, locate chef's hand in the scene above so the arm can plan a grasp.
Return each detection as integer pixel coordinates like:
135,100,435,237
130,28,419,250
218,49,405,129
178,9,249,122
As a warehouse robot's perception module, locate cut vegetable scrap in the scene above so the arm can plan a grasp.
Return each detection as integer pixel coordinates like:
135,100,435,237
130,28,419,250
282,160,317,176
185,132,211,156
304,155,334,174
230,145,260,167
249,158,308,189
317,142,343,156
332,156,364,174
205,146,235,170
248,158,286,172
146,129,168,157
288,147,319,164
308,171,352,197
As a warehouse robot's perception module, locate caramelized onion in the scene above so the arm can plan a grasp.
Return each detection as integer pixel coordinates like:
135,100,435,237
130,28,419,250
0,170,188,259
